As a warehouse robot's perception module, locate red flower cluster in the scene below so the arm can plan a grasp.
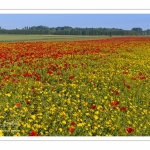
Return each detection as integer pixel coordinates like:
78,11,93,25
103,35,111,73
59,78,63,82
23,72,41,81
68,122,76,133
25,100,31,104
90,104,96,109
138,71,146,80
123,71,128,74
139,76,146,80
68,127,74,133
69,75,74,79
126,84,131,89
71,122,76,126
33,90,37,94
132,76,137,80
0,84,4,87
52,87,55,91
16,103,21,108
120,106,127,111
111,90,115,93
116,91,119,96
29,130,40,136
126,127,134,133
110,100,120,107
111,90,120,96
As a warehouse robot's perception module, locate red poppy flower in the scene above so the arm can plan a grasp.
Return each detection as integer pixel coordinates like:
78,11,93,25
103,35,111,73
69,75,74,79
90,104,96,109
33,90,37,94
71,122,76,126
12,74,16,77
68,127,74,133
123,71,128,74
111,90,114,93
110,100,120,107
59,78,62,82
29,130,39,136
36,76,41,81
139,72,142,76
47,70,52,74
26,100,31,104
126,84,131,89
115,91,119,96
16,103,21,108
23,72,29,77
52,87,55,91
28,73,33,78
139,76,146,80
120,107,127,111
126,127,134,133
132,76,137,80
12,78,16,82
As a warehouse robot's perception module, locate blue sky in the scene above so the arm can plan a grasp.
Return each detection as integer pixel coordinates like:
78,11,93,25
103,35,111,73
0,14,149,30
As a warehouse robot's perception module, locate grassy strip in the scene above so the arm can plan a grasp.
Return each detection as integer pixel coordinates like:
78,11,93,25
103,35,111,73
0,34,111,42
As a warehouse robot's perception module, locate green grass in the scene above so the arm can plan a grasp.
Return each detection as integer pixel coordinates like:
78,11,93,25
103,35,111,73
0,34,111,42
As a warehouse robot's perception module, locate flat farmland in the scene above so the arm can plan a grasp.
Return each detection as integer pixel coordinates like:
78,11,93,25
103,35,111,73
0,34,110,42
0,36,150,136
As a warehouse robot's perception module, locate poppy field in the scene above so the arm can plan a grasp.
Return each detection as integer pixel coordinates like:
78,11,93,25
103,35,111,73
0,36,150,136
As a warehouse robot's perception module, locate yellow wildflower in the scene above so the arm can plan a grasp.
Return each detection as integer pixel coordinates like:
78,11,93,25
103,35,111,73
0,130,4,136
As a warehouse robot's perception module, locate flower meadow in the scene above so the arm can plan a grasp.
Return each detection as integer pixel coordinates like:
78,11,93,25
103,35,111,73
0,36,150,136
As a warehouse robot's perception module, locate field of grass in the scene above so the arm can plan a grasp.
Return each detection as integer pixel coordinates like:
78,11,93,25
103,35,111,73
0,34,111,42
0,36,150,136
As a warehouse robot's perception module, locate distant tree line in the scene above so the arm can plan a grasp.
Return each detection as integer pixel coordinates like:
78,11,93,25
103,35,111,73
0,26,150,35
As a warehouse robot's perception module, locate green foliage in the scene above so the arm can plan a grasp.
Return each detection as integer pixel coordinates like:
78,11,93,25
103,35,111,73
0,26,149,35
132,28,143,35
